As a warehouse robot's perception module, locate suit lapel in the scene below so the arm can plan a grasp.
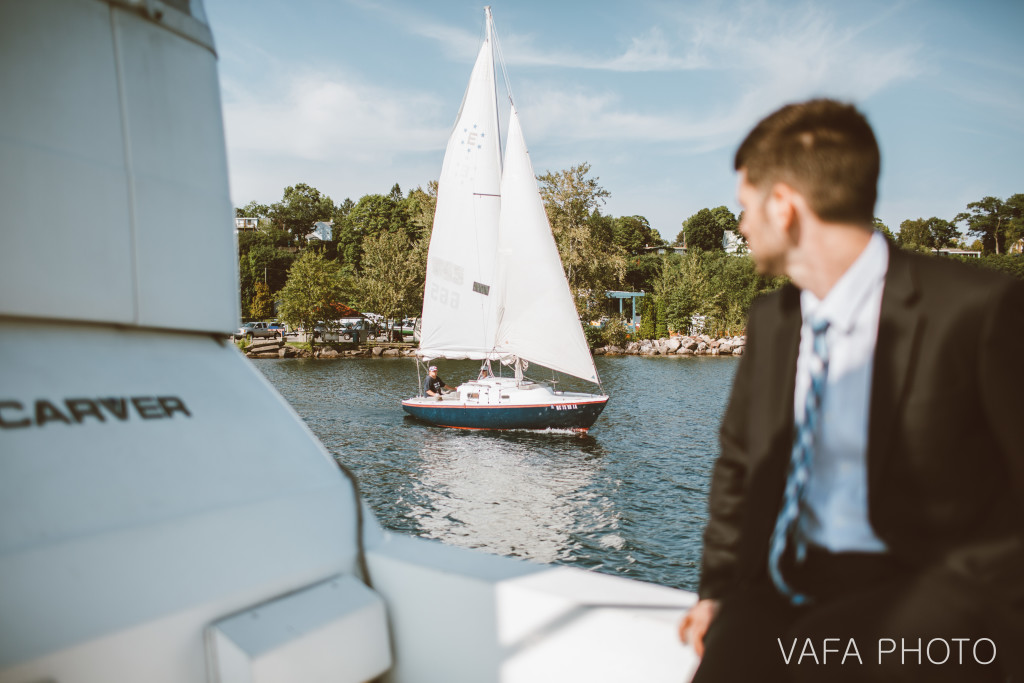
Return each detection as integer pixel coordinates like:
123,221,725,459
763,284,801,459
867,245,923,493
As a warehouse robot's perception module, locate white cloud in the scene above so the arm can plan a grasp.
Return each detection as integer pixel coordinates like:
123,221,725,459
509,0,922,156
222,69,449,164
518,85,745,151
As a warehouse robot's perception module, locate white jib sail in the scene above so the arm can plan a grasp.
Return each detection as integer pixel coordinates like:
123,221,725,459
418,27,502,361
493,108,600,384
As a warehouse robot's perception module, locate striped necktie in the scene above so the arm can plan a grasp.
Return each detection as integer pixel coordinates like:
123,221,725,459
768,317,830,605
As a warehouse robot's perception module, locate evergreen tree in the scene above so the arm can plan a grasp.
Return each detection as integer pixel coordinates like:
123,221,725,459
249,281,274,319
637,294,657,339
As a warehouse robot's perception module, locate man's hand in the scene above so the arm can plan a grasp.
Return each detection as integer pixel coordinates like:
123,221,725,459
679,599,719,658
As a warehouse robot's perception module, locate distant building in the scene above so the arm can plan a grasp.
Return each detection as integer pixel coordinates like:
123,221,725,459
642,245,686,255
1010,238,1024,255
234,216,260,232
723,230,746,254
932,248,981,258
641,232,746,255
307,221,333,242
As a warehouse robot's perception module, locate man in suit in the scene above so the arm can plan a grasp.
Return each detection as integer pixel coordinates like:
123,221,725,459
679,99,1024,682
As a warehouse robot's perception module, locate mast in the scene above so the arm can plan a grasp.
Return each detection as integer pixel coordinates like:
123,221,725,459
485,6,502,173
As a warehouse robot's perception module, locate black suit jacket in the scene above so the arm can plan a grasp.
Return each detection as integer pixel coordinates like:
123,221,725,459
698,244,1024,602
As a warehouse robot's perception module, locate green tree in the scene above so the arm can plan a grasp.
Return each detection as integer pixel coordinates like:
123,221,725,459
656,251,785,336
637,294,657,339
277,251,353,349
955,196,1015,255
657,251,719,332
612,215,663,255
898,217,959,251
623,253,663,293
929,217,960,248
599,317,630,348
236,201,270,219
354,230,425,334
538,163,626,319
1006,193,1024,249
335,190,413,271
872,218,896,243
678,208,724,251
710,206,739,235
249,280,274,319
405,182,438,241
268,183,335,243
655,297,669,339
897,218,934,251
236,227,295,315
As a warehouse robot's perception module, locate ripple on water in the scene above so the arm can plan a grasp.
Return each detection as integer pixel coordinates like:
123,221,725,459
254,354,738,591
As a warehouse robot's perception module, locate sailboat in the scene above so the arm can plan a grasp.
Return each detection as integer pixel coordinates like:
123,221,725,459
401,7,609,432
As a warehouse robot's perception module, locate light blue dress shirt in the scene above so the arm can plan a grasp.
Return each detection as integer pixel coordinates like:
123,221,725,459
794,231,889,554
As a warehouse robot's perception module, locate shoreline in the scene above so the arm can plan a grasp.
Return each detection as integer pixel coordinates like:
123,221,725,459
241,334,747,359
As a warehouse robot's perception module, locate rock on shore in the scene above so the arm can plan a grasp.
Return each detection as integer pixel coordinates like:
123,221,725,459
594,335,746,357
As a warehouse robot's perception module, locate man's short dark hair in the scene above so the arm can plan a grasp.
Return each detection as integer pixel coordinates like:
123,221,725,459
735,99,880,225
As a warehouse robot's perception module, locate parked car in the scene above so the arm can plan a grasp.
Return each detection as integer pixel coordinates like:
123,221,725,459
339,322,360,342
236,322,281,340
399,318,419,340
304,324,338,342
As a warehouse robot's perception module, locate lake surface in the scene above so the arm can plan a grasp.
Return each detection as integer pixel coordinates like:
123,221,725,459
253,355,739,592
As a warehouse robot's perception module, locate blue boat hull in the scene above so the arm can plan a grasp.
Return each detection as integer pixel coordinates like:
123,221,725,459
401,397,608,431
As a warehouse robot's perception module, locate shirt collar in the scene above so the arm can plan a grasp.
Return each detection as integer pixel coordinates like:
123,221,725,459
800,231,889,334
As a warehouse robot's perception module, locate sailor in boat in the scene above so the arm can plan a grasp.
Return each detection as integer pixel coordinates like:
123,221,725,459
477,360,495,381
423,366,452,400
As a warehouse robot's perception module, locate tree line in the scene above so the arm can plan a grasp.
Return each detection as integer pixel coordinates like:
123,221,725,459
236,172,1023,344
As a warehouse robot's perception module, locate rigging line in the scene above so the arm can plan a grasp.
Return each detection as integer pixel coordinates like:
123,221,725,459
488,7,516,109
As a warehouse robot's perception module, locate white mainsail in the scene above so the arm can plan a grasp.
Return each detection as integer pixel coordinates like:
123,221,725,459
492,108,599,383
417,20,502,360
418,10,600,387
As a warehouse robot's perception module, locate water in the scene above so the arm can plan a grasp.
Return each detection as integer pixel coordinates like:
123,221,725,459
253,355,739,592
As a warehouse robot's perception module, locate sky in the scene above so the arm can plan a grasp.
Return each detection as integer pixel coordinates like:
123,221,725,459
205,0,1024,243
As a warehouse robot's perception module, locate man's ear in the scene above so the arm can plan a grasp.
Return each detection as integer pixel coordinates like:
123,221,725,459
766,182,798,238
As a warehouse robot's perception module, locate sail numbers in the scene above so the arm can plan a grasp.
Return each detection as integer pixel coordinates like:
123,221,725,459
431,257,464,286
429,283,460,310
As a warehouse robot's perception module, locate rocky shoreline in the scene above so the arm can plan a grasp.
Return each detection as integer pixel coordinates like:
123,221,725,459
242,340,420,359
593,334,746,357
242,335,746,360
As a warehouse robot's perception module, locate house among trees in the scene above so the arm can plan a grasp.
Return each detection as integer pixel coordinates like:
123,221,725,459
722,230,745,254
642,244,686,256
234,216,260,232
307,221,333,242
932,248,981,258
